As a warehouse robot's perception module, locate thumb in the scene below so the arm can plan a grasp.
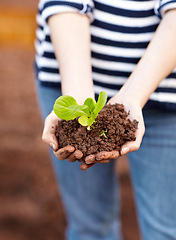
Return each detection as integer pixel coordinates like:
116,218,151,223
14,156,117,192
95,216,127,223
121,120,145,155
42,111,59,151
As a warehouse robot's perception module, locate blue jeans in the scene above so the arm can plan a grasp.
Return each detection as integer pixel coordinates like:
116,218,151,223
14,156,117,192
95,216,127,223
36,81,176,240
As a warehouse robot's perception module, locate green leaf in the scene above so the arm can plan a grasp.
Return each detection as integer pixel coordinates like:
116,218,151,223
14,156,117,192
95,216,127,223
78,115,89,126
83,98,96,116
87,116,96,127
79,104,90,116
92,91,107,119
55,95,78,107
53,95,87,120
100,129,108,138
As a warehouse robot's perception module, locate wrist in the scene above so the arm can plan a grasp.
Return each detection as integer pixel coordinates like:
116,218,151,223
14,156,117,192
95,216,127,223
117,74,152,109
115,88,143,110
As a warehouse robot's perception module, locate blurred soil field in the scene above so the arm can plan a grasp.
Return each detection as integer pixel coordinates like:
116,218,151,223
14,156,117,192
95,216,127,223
0,1,140,239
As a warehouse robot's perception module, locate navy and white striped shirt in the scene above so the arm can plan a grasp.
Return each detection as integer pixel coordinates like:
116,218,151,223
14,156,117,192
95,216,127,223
35,0,176,110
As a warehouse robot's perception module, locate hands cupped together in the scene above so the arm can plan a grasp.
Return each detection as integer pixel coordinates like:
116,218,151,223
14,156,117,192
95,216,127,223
42,94,145,171
54,146,119,171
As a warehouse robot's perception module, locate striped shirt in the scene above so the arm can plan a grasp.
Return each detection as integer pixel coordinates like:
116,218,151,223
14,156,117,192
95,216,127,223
35,0,176,110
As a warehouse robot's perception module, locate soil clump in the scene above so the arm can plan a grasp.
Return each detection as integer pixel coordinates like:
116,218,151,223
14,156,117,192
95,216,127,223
56,104,138,157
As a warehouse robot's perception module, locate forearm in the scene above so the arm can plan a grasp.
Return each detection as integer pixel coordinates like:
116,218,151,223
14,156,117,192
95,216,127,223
119,10,176,108
48,13,94,104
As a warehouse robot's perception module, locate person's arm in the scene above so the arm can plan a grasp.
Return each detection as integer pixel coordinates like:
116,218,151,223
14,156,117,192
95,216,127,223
42,12,94,162
81,9,176,170
49,12,94,103
119,9,176,109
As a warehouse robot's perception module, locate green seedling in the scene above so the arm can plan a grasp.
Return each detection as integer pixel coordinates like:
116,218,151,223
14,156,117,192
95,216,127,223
53,91,107,130
100,129,108,138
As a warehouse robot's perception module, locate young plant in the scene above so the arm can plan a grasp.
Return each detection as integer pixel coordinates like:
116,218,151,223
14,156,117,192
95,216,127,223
53,91,107,130
100,129,108,138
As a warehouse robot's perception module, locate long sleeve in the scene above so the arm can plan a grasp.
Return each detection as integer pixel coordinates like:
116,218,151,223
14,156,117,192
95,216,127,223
154,0,176,18
38,0,94,23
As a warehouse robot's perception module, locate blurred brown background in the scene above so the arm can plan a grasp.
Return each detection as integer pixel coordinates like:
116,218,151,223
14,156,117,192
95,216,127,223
0,1,140,239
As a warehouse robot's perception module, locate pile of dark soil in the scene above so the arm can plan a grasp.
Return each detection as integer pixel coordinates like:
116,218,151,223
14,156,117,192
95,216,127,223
56,104,138,157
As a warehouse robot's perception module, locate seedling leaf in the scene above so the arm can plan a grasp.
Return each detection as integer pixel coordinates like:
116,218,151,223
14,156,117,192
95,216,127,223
54,95,86,120
100,129,108,138
83,98,96,116
78,115,89,126
92,91,107,119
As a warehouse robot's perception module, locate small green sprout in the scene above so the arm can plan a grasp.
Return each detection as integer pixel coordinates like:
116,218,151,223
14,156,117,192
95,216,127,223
100,129,108,138
53,91,107,130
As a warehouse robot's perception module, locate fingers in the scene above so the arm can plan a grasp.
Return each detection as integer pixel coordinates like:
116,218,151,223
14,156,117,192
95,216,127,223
84,151,119,166
96,159,111,163
85,153,112,164
80,162,95,171
54,145,75,160
96,151,119,161
80,158,111,171
85,154,96,164
42,111,59,151
67,150,83,162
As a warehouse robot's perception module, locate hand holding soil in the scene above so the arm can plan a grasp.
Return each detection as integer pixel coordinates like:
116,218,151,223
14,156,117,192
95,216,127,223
42,92,144,171
48,92,144,170
42,111,84,162
79,95,145,170
107,94,145,153
41,109,117,167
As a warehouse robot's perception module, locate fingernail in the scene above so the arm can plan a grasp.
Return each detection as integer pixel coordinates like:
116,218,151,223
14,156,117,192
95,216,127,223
121,147,130,155
50,142,56,151
86,159,93,164
81,167,87,171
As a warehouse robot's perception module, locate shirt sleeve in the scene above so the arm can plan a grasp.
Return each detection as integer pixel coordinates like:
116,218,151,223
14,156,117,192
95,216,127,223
154,0,176,18
39,0,94,23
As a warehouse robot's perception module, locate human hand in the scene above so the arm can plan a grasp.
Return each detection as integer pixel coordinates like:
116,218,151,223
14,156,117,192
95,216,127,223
42,110,83,162
79,151,120,170
80,94,145,171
